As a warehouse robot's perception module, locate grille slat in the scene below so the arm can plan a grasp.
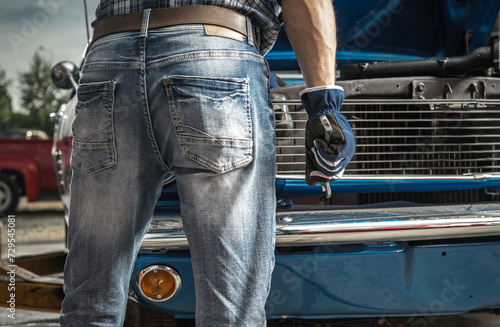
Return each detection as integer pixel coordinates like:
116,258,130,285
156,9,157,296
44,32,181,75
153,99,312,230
275,102,500,177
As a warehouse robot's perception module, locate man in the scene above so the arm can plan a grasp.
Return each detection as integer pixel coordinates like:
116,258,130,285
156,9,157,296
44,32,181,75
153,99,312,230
60,0,353,326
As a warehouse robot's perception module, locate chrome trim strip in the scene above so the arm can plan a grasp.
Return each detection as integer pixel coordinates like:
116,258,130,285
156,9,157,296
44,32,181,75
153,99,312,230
273,99,500,105
273,72,304,80
275,174,500,180
274,216,500,246
141,205,500,250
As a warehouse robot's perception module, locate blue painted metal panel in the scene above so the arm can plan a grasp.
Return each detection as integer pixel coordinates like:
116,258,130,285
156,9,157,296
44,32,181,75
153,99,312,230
132,241,500,318
267,242,500,318
156,178,500,202
276,178,500,199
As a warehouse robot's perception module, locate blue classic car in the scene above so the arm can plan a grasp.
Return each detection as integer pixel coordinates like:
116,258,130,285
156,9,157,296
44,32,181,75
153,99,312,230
51,0,500,325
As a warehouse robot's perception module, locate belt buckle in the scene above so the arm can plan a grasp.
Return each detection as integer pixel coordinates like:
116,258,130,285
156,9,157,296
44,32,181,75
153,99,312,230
204,25,245,42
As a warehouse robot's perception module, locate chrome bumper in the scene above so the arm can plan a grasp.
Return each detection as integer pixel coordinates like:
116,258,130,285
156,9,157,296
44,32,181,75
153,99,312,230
141,203,500,250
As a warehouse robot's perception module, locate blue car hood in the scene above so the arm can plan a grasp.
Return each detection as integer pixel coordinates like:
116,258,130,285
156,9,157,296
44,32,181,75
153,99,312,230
266,0,500,70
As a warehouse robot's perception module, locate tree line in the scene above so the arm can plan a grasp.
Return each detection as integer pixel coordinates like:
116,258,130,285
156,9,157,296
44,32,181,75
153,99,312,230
0,51,69,136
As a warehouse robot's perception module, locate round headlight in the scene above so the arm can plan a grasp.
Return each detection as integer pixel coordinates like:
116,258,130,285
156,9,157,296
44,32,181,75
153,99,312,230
137,265,181,302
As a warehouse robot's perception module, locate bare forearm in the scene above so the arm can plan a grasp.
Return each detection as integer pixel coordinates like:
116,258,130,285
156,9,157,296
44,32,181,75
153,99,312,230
281,0,337,86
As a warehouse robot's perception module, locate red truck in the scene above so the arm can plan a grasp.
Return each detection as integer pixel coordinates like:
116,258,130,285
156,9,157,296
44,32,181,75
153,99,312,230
0,133,59,214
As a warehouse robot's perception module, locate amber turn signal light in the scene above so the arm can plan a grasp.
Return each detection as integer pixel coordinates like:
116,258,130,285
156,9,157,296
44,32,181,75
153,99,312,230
137,265,182,302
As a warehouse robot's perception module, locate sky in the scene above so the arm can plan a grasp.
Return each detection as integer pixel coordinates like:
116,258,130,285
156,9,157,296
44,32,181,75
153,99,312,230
0,0,100,112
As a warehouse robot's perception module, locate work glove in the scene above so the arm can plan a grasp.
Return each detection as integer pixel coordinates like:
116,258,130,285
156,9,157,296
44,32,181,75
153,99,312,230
300,86,355,197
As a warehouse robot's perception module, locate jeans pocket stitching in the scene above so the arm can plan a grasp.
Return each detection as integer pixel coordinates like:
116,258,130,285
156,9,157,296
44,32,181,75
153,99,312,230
164,75,253,173
71,81,118,175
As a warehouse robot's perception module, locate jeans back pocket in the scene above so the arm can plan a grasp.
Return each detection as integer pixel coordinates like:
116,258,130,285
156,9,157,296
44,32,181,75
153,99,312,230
71,81,117,175
164,75,253,173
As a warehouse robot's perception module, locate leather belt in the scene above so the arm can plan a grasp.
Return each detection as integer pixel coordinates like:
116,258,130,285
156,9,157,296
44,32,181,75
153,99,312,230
91,6,250,45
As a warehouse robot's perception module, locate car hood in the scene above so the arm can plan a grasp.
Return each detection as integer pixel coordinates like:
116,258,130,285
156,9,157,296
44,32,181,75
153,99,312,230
266,0,500,70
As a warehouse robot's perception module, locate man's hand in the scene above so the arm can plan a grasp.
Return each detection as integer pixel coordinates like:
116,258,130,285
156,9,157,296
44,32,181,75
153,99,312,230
301,87,355,188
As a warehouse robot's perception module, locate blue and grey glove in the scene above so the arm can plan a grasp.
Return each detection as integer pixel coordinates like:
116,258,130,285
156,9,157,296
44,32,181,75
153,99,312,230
300,86,355,195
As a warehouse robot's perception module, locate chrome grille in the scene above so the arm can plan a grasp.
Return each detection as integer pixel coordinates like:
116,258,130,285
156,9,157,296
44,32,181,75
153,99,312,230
274,99,500,176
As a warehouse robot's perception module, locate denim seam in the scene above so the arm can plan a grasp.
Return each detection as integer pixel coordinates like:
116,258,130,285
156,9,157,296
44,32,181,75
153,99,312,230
83,62,142,70
89,25,206,50
184,153,253,173
245,81,253,143
146,50,263,69
73,139,115,148
76,153,117,175
143,102,173,172
178,134,253,148
139,38,172,172
89,31,142,48
165,80,182,155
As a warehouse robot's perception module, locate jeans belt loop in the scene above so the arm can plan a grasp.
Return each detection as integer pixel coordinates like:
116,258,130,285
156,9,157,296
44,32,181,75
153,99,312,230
246,17,254,48
140,9,151,38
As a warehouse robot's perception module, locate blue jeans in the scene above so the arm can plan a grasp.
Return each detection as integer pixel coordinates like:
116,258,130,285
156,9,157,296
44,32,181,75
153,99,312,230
60,12,276,326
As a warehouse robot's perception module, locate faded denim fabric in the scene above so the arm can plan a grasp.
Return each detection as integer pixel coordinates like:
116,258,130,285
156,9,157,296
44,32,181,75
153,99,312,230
60,15,276,326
